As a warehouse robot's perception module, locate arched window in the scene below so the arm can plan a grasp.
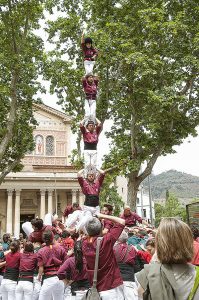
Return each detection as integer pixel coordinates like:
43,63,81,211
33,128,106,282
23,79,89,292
35,135,44,155
46,136,54,156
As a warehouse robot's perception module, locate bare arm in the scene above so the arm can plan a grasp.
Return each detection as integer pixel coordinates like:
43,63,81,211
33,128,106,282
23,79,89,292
0,261,6,268
77,169,84,178
95,118,101,125
81,32,84,44
97,212,125,226
38,265,44,282
142,219,149,226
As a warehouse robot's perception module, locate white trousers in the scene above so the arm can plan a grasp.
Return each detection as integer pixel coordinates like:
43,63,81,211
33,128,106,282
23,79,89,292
75,206,100,232
65,210,83,228
84,60,95,75
99,284,125,300
84,99,96,120
15,281,33,300
123,282,138,300
1,279,17,300
33,276,41,300
84,150,97,169
38,276,64,300
22,222,34,237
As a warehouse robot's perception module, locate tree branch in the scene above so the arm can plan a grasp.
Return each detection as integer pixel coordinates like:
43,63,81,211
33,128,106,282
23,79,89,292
0,158,20,185
178,74,197,96
137,148,163,183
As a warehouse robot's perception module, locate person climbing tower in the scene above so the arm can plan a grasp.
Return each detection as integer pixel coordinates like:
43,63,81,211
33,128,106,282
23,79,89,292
80,118,102,171
82,73,99,121
81,32,98,74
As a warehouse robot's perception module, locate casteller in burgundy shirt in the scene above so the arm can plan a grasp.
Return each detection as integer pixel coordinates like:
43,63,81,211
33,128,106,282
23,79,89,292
57,256,88,282
37,244,67,276
80,123,102,150
82,222,124,292
120,212,142,227
82,78,99,100
29,225,56,243
81,43,98,61
78,173,105,197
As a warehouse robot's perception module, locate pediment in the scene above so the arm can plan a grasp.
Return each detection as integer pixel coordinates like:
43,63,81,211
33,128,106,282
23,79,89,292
33,103,71,123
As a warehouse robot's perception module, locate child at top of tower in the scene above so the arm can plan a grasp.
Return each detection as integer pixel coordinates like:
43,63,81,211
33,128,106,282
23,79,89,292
81,32,98,74
82,73,99,120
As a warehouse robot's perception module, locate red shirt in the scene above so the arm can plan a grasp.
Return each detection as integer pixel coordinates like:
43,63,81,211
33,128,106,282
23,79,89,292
137,250,152,263
78,173,105,196
81,43,98,61
19,252,37,273
29,225,55,243
5,252,20,269
113,243,137,266
82,78,99,99
61,237,74,251
37,244,67,275
120,212,142,226
57,256,88,281
192,241,199,265
82,223,124,292
80,124,102,145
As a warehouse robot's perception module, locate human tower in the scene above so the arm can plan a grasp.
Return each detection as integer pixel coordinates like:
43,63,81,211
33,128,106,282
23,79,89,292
64,32,106,232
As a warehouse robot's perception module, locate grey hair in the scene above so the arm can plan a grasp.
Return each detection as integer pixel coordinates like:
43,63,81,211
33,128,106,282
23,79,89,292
118,230,128,243
85,217,102,237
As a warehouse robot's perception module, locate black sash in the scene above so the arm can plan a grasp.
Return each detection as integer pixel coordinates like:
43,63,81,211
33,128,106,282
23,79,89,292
71,279,90,296
84,195,99,207
84,142,97,150
118,262,135,282
4,267,19,281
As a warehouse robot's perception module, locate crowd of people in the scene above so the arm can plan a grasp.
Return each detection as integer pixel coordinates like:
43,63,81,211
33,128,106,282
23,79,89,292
0,203,199,300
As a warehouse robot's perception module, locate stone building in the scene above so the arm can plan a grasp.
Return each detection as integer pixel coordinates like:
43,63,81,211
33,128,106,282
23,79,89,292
0,103,83,238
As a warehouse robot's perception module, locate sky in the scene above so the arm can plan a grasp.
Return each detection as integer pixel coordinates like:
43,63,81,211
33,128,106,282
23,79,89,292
43,95,199,177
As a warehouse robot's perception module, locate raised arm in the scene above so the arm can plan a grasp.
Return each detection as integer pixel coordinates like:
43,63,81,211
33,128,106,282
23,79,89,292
81,32,85,44
97,212,125,226
77,169,84,178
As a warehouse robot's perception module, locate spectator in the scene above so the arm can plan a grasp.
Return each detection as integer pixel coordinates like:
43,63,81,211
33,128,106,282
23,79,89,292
191,226,199,266
136,218,199,299
82,212,125,299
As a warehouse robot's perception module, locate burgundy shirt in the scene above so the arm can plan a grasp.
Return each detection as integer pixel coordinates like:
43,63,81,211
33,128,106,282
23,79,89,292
120,212,142,226
80,124,102,145
113,243,137,266
63,205,81,218
57,256,88,281
82,78,99,99
37,244,67,275
103,219,114,231
29,225,55,243
19,252,37,273
82,223,124,292
78,173,105,196
81,43,98,61
5,252,20,269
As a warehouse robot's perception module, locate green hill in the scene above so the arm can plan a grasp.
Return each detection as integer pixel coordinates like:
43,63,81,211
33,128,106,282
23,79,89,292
144,170,199,203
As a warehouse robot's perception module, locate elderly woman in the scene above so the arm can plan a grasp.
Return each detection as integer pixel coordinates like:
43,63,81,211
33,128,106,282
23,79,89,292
136,218,199,300
114,230,140,300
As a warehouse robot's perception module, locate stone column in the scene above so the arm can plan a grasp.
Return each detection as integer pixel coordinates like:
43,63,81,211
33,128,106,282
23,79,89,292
47,189,53,214
71,189,77,204
79,190,84,207
6,189,13,234
14,190,21,239
40,189,46,219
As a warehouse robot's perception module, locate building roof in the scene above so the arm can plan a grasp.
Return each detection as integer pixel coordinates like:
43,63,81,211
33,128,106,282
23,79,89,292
33,102,71,123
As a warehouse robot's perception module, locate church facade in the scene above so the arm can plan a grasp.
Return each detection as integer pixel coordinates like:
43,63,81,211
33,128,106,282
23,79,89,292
0,103,83,238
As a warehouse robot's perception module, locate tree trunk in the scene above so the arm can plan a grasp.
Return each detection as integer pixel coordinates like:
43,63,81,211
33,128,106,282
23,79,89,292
127,172,139,210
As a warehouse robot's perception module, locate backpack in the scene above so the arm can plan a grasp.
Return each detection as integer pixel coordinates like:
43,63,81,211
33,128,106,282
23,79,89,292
82,237,102,300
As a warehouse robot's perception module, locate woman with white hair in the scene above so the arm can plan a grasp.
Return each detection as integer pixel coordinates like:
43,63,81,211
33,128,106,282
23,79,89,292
114,230,139,300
